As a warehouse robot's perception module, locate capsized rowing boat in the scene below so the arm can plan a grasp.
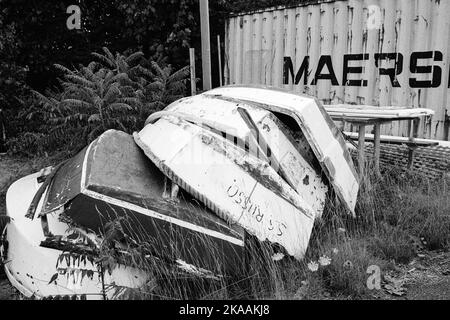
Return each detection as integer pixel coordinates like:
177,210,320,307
1,170,148,300
134,86,359,260
205,86,359,215
1,130,245,299
147,93,329,218
42,129,245,274
134,115,316,260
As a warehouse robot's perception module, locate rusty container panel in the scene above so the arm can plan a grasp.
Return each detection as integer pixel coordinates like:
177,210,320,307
224,0,450,140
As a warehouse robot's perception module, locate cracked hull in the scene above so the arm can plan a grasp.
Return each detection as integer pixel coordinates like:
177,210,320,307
135,115,317,260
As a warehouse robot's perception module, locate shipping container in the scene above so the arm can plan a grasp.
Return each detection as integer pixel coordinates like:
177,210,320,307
224,0,450,140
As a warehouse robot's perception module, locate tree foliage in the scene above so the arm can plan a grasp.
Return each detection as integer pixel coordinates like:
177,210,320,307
0,19,31,138
0,0,199,91
0,0,302,153
20,48,189,155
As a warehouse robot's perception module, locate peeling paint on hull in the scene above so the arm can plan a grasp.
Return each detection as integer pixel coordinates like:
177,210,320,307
136,116,316,260
205,86,359,215
136,87,359,259
1,130,245,299
1,172,148,300
157,94,329,218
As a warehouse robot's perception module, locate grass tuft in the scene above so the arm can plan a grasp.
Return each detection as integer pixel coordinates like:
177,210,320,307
1,154,448,300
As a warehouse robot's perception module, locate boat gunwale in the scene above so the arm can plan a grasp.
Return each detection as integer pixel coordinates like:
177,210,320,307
201,87,359,215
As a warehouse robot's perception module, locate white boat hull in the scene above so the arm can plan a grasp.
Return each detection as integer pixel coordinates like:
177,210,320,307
135,116,316,259
150,94,329,218
206,86,359,215
1,172,148,300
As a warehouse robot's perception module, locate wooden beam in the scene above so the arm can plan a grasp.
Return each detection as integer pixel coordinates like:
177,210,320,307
199,0,212,91
217,34,223,87
412,117,420,137
341,131,439,146
407,118,420,169
189,48,196,96
373,123,381,175
324,104,435,118
357,125,366,180
236,107,297,191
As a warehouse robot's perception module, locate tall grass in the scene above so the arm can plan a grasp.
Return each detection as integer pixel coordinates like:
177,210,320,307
3,154,447,300
99,162,448,300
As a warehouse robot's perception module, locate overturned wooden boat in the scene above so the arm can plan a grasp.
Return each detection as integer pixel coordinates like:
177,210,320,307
1,130,245,299
135,115,315,259
146,94,329,219
1,173,149,299
205,86,359,214
1,86,359,298
135,86,359,260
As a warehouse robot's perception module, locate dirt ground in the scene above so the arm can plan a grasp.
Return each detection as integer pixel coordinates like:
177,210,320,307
372,250,450,300
0,154,449,300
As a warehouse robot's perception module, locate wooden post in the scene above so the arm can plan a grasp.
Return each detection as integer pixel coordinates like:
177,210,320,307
358,124,366,180
217,34,223,87
373,123,381,175
199,0,212,91
189,48,196,96
407,118,420,169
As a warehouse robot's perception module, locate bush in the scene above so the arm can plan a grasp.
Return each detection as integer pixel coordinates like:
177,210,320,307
9,47,189,156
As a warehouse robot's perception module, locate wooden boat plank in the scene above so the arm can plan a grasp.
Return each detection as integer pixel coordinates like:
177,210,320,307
135,117,316,259
205,86,359,215
159,95,328,218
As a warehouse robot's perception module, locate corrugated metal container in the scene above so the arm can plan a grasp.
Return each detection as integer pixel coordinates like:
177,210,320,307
224,0,450,140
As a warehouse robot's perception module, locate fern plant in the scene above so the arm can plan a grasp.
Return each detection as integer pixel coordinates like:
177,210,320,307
144,61,190,112
31,61,140,149
92,47,150,87
91,48,189,126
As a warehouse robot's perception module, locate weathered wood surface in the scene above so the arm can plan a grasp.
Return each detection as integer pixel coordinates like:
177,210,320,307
3,171,149,299
135,116,317,260
343,132,442,147
152,93,329,218
206,86,359,215
324,105,435,119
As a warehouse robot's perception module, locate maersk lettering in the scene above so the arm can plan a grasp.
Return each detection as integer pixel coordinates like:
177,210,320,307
343,53,369,86
311,55,339,85
284,50,446,88
374,52,403,87
409,51,442,88
283,56,309,85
